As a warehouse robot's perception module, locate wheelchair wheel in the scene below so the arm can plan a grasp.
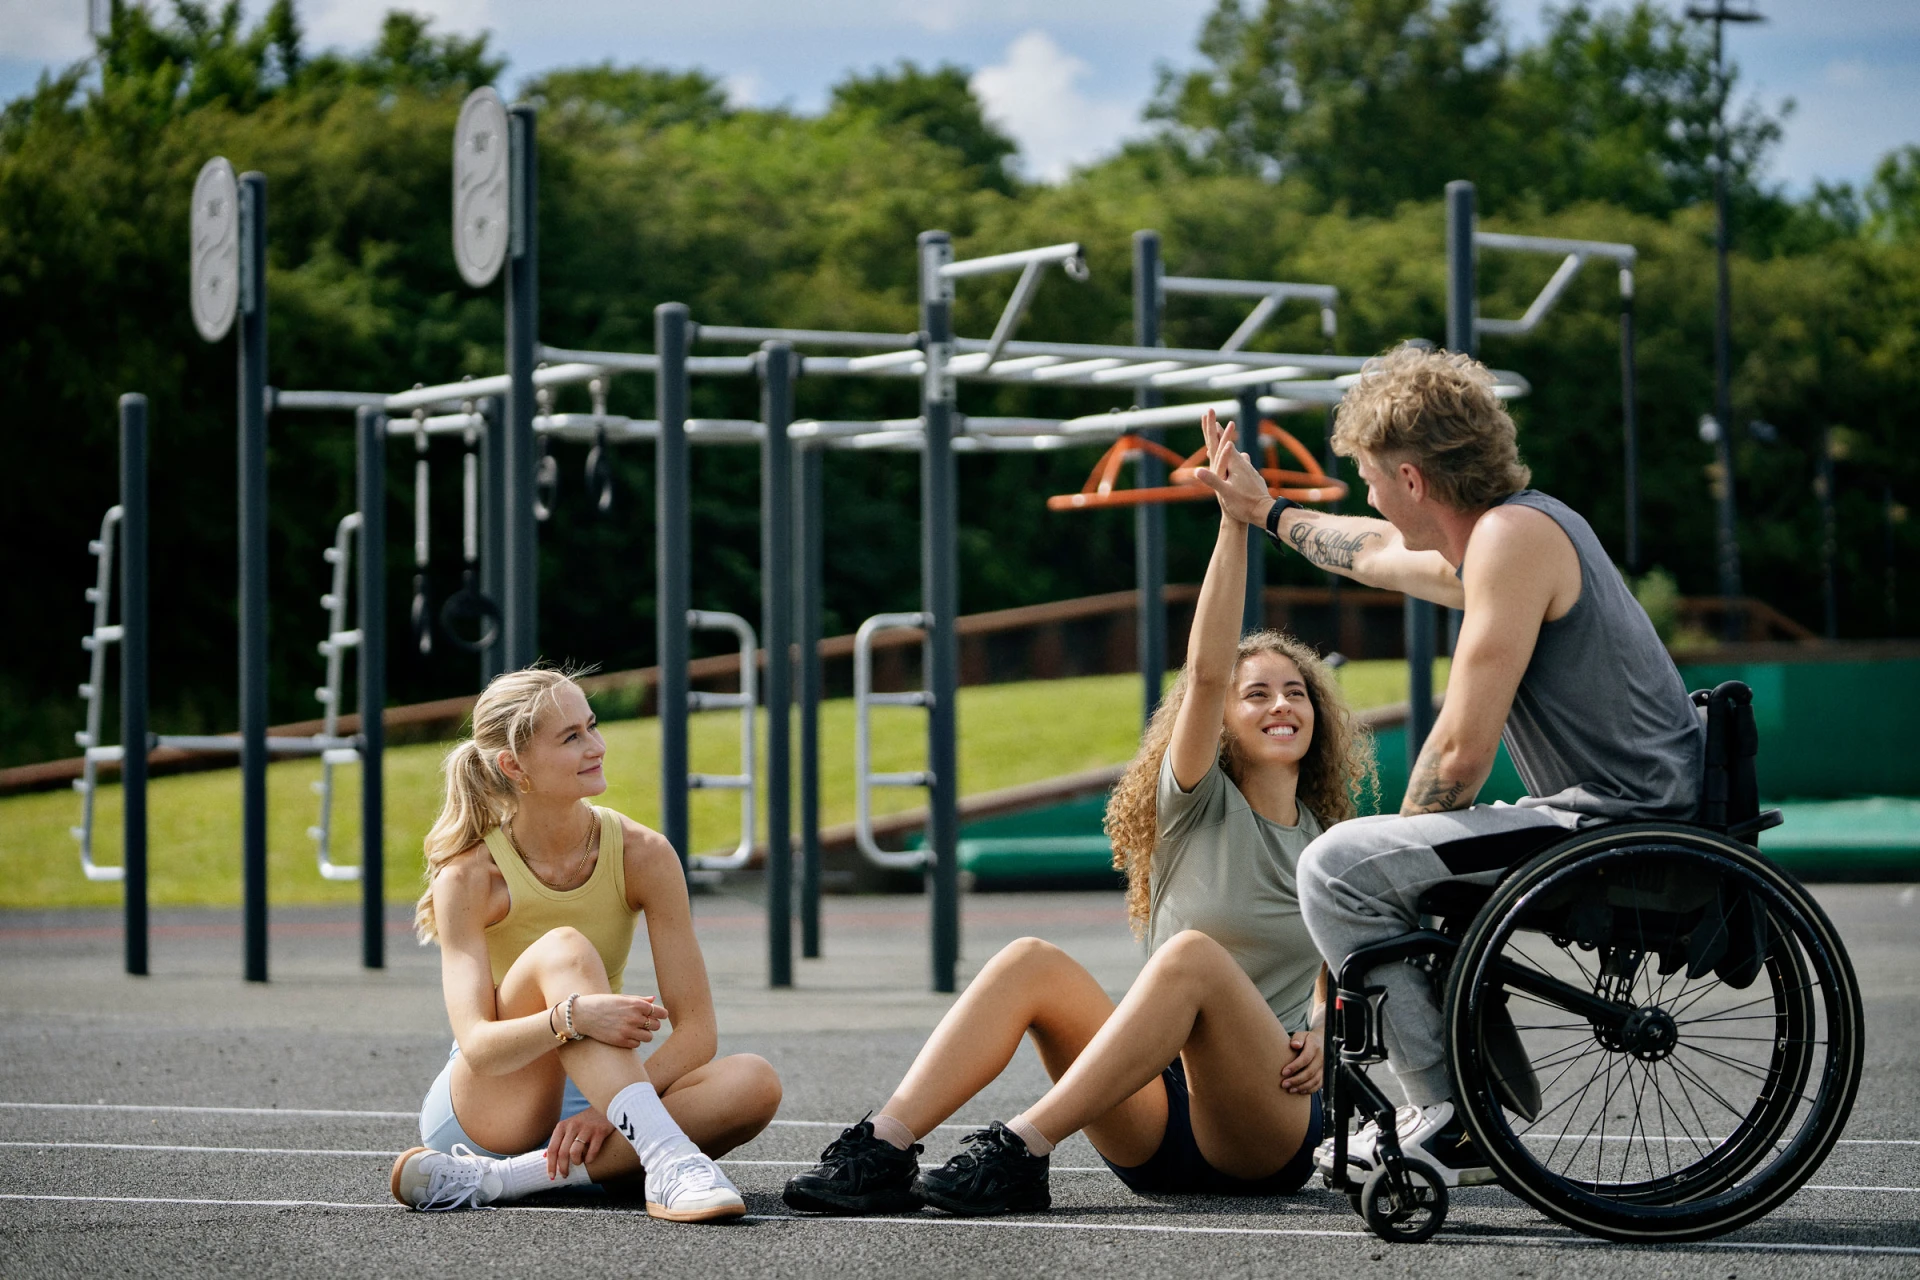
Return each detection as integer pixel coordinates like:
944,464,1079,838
1360,1160,1447,1243
1443,824,1863,1243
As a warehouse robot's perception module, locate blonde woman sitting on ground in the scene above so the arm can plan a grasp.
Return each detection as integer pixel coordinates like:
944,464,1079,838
390,667,781,1221
782,408,1374,1216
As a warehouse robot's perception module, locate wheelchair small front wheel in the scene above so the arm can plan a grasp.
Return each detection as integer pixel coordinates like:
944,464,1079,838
1360,1160,1447,1243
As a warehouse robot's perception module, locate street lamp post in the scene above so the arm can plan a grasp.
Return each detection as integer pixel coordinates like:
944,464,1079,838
1687,1,1762,638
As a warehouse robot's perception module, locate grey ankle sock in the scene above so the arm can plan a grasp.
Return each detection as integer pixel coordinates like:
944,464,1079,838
870,1113,916,1151
1005,1114,1054,1157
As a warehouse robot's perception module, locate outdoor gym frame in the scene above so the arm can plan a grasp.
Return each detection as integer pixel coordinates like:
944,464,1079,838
80,96,1652,996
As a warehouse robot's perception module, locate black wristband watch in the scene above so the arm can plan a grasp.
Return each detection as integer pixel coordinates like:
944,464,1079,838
1264,496,1301,543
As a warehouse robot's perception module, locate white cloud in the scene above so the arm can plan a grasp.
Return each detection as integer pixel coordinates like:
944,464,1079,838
723,70,764,108
300,0,496,52
971,29,1137,183
0,0,97,61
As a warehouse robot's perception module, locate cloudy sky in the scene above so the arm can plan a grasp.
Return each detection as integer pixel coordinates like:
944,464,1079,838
2,1,1914,191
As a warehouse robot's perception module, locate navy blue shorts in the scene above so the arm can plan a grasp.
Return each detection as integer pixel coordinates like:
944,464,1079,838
1101,1057,1323,1196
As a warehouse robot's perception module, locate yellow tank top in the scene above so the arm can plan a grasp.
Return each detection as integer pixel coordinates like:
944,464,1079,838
481,805,636,993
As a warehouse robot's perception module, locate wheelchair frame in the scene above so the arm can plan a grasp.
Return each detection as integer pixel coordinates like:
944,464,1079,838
1320,681,1864,1244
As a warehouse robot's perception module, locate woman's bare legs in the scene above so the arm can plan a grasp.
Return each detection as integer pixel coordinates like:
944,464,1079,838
877,937,1170,1169
1021,929,1313,1180
450,926,780,1179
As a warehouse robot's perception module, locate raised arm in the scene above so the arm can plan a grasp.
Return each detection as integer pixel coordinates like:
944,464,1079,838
1400,506,1563,814
622,818,718,1093
1167,410,1252,792
1192,417,1463,607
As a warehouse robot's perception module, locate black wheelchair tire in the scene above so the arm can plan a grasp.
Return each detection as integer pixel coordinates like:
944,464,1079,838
1442,824,1864,1243
1360,1160,1446,1243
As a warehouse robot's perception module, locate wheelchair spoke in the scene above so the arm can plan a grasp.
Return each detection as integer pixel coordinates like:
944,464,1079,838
1666,1054,1760,1124
1678,980,1822,1024
1540,1051,1613,1169
1647,1061,1712,1168
1509,1042,1612,1138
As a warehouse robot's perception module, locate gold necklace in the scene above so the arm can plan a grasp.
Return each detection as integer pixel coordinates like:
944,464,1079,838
506,808,600,889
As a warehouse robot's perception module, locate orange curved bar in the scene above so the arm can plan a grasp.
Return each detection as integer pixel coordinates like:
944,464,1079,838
1047,420,1348,512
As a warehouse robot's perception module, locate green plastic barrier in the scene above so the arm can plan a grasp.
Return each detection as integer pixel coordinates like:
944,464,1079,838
936,659,1920,884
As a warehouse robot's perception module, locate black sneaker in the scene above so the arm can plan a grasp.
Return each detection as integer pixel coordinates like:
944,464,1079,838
782,1117,924,1214
914,1122,1051,1216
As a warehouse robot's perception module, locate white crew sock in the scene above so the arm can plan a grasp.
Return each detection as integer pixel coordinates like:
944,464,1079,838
494,1149,593,1200
1005,1114,1055,1157
870,1113,916,1151
607,1081,697,1169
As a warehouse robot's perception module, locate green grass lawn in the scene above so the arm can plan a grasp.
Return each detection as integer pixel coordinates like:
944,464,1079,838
0,659,1446,909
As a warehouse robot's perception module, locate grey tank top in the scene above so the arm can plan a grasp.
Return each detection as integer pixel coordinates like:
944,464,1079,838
1491,491,1703,820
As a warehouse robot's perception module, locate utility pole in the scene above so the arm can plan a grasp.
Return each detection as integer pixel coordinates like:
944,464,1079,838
1687,1,1762,637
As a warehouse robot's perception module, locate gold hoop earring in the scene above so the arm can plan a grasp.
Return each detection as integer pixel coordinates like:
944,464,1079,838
517,776,532,795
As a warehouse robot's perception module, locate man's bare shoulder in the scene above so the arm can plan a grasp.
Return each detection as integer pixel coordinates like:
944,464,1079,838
1465,501,1581,616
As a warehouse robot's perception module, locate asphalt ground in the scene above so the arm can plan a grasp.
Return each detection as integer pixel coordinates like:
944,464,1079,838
1,882,1916,1278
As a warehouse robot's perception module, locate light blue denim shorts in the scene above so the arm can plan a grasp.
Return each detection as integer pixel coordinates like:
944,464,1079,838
419,1040,592,1158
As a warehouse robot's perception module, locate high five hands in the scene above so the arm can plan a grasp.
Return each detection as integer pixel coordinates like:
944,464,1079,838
1193,408,1274,527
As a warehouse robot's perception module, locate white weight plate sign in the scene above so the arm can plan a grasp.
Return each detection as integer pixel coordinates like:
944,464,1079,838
452,87,510,287
189,157,240,342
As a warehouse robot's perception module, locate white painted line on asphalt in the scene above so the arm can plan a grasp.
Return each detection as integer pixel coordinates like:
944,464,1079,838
10,1105,1917,1150
0,1101,416,1120
0,1140,398,1158
3,1196,1917,1257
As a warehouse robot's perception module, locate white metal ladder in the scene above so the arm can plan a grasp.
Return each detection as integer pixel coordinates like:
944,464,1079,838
70,505,126,882
853,612,934,869
686,610,757,870
307,512,365,881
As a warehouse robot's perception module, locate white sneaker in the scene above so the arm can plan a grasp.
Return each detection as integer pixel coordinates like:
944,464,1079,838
1315,1104,1421,1179
645,1142,747,1222
390,1144,504,1211
1318,1102,1496,1188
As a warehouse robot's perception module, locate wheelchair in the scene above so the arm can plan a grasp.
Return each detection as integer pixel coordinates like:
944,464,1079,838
1323,682,1865,1244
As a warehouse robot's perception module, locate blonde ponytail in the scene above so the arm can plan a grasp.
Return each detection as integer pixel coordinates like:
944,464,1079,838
413,665,585,943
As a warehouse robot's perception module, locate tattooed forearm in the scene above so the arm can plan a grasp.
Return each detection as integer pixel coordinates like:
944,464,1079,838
1284,518,1379,571
1402,750,1471,815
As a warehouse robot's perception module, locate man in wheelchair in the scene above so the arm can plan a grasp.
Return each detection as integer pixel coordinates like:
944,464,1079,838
1197,343,1705,1189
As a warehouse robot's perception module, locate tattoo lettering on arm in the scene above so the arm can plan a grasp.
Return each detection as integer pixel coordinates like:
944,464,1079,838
1403,751,1470,815
1286,519,1379,571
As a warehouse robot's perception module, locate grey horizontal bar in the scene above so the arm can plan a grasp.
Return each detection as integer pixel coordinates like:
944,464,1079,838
694,325,919,349
1162,276,1338,303
536,346,758,377
954,336,1367,375
940,242,1080,279
270,389,389,412
1475,230,1636,264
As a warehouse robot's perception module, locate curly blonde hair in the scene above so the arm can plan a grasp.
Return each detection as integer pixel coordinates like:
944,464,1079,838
1104,631,1377,938
1332,343,1530,510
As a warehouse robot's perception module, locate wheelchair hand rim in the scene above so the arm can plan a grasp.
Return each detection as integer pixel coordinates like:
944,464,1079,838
1444,830,1863,1243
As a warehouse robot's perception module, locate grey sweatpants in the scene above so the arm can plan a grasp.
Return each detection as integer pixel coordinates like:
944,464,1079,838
1296,803,1583,1107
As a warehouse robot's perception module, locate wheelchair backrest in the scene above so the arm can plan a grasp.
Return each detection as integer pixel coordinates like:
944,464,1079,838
1692,680,1761,831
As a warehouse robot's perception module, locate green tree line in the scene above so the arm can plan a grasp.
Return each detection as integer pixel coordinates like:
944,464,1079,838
2,0,1916,768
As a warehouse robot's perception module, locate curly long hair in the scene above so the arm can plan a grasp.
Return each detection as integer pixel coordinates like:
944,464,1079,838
1104,631,1377,938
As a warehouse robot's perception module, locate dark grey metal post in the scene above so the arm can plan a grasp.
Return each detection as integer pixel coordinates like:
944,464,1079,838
1706,13,1744,630
1238,388,1265,634
238,171,270,984
760,343,795,987
504,105,540,670
1620,275,1641,574
1406,181,1476,767
1132,231,1167,723
919,230,960,995
796,443,823,957
357,408,387,970
656,303,692,872
119,393,149,978
1819,428,1838,640
480,394,506,682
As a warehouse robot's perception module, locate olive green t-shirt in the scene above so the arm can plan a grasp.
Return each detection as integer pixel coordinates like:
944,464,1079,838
1147,751,1325,1030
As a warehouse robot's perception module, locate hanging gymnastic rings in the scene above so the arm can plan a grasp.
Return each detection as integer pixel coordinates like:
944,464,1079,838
585,424,614,515
533,437,558,523
410,571,435,657
439,567,502,653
